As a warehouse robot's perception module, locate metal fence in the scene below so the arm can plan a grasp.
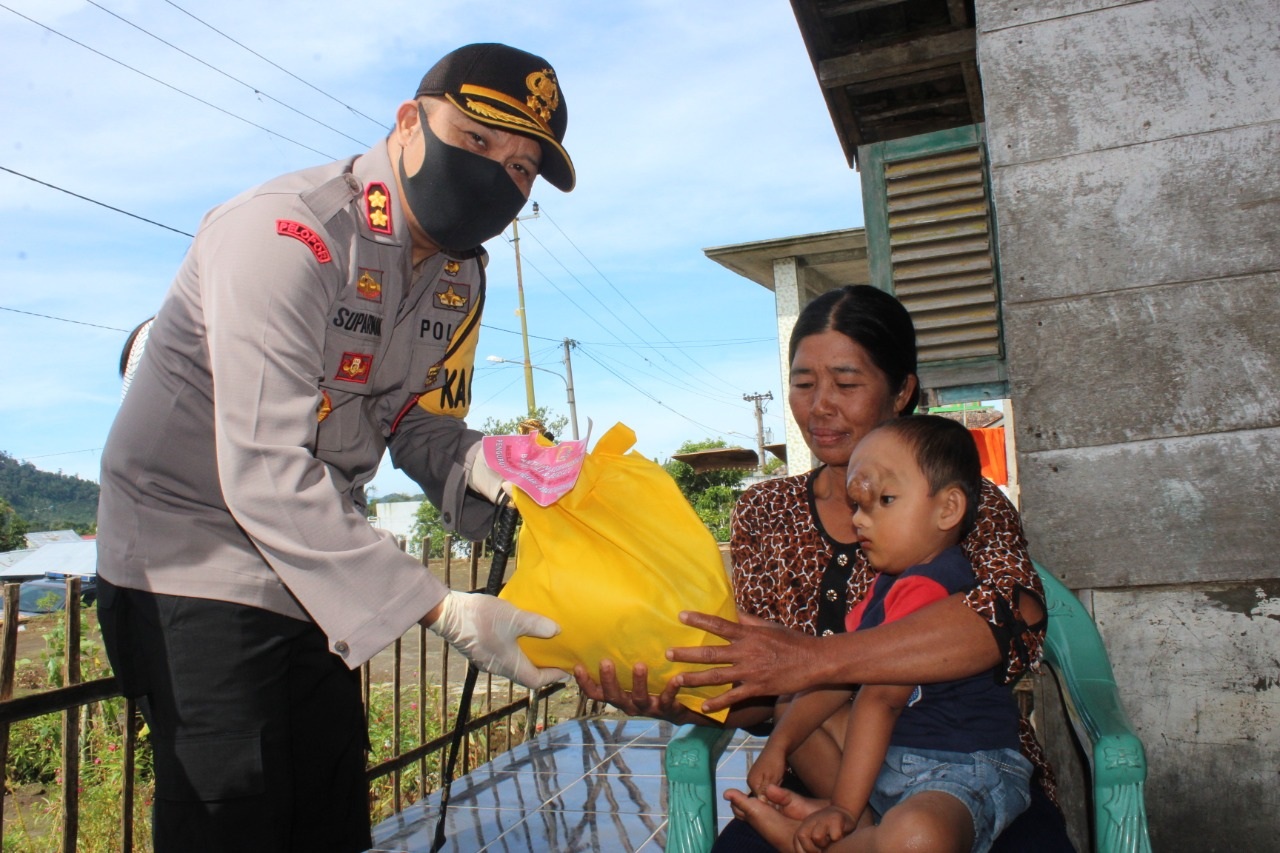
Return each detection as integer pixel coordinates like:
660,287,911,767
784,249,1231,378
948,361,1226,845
0,536,581,851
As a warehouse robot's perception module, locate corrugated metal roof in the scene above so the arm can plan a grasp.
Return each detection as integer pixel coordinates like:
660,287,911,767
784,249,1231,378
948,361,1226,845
24,529,85,548
2,540,97,579
0,548,38,570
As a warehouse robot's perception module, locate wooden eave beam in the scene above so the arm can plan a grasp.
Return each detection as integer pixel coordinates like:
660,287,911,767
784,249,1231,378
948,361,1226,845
817,27,977,89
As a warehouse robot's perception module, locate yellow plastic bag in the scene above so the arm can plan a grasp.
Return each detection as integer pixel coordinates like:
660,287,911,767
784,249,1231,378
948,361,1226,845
499,422,736,720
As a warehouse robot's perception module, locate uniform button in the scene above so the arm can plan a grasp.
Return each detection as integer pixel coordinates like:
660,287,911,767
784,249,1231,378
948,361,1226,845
820,629,834,637
335,641,350,658
825,589,839,602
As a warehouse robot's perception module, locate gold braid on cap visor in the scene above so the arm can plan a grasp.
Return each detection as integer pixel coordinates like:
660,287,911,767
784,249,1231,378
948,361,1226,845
458,83,555,136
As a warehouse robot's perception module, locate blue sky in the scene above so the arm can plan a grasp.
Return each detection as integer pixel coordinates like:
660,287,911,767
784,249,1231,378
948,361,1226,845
0,0,865,498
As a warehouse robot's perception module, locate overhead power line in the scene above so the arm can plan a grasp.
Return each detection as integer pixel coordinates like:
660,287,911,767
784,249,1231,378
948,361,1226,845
574,346,754,443
0,166,194,238
499,230,750,408
0,3,340,161
83,0,373,149
538,206,744,390
0,305,131,333
163,0,390,131
575,341,743,407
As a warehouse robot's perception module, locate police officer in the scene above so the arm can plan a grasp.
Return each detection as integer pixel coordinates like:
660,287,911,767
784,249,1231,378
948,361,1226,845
96,43,574,852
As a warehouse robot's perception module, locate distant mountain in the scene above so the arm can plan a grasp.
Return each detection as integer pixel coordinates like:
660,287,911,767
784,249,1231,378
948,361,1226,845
0,451,99,535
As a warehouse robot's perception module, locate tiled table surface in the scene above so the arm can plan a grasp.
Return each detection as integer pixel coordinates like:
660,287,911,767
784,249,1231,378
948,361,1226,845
368,717,764,852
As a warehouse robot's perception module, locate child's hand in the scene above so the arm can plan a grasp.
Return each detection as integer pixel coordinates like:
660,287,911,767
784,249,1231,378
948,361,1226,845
747,742,787,797
794,804,858,853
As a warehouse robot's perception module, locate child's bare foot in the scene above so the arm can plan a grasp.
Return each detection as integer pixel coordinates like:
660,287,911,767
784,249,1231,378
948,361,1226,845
725,785,829,851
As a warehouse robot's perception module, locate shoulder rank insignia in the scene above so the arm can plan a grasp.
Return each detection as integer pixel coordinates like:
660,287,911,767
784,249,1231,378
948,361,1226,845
276,220,331,264
436,283,469,311
316,390,333,422
443,259,461,276
356,269,383,303
335,352,373,384
365,182,393,234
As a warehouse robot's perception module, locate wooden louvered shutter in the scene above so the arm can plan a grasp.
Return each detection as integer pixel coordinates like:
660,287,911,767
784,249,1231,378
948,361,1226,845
859,125,1007,403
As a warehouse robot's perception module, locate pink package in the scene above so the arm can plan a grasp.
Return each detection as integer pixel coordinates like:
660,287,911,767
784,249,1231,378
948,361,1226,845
480,433,588,507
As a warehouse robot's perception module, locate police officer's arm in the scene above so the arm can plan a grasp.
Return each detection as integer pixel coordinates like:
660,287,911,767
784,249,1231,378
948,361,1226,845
386,406,496,541
193,196,452,667
195,196,562,687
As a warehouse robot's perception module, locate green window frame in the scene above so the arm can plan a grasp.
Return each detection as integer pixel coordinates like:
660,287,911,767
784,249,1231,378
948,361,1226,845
859,124,1007,404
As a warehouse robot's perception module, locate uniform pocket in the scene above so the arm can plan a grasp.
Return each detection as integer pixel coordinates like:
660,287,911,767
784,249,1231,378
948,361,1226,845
153,730,264,802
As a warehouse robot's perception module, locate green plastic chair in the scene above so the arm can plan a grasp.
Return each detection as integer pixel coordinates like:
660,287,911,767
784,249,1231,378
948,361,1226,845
663,564,1153,853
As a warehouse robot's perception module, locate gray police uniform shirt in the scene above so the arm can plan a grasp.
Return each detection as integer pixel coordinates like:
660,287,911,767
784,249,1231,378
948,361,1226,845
97,141,496,667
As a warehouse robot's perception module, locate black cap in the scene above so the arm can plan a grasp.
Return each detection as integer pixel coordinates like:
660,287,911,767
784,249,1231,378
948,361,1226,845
416,43,575,192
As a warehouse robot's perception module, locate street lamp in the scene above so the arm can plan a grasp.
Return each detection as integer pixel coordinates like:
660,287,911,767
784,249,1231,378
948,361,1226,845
486,354,579,440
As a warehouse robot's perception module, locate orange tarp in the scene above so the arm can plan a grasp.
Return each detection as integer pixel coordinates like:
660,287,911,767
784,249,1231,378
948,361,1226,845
969,427,1008,485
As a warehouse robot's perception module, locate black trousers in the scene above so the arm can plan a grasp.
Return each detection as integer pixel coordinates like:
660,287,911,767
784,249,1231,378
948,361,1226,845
98,579,372,853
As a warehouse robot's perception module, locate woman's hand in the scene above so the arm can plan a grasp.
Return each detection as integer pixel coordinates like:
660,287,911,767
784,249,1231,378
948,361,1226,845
572,659,687,721
667,611,825,714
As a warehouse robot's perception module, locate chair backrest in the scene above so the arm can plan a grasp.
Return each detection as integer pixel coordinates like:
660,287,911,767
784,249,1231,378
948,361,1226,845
1034,563,1152,853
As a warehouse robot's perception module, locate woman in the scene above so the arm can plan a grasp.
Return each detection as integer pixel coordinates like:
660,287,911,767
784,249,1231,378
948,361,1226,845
575,286,1071,851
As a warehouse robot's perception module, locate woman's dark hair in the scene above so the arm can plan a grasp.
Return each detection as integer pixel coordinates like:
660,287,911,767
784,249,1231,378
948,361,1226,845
788,285,920,415
875,414,982,538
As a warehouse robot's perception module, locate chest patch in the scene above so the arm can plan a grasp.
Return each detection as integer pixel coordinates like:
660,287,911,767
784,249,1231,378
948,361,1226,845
435,281,470,312
276,220,331,263
335,351,373,384
356,269,383,302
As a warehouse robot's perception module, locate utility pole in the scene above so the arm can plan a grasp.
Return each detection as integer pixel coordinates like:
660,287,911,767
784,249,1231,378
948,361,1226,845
511,202,540,417
743,391,773,472
563,338,580,440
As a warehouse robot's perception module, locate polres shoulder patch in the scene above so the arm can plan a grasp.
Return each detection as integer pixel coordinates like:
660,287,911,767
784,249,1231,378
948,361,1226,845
276,219,332,264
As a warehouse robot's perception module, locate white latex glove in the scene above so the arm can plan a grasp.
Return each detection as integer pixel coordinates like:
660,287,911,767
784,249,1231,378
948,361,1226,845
428,590,568,688
468,447,513,504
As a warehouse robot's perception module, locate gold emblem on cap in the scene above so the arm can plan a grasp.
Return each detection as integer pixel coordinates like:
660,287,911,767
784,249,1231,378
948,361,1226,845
525,69,560,122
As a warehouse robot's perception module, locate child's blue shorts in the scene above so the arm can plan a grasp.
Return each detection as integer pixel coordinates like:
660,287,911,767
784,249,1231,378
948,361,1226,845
868,745,1034,853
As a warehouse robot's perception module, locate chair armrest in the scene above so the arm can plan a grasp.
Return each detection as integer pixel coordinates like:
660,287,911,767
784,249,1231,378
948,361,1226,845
1035,564,1153,853
665,723,734,853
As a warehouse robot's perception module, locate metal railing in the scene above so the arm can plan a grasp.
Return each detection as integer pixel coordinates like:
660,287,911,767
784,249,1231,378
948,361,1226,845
0,535,579,851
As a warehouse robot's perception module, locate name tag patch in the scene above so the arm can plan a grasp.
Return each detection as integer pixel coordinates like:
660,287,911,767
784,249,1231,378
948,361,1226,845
332,307,383,337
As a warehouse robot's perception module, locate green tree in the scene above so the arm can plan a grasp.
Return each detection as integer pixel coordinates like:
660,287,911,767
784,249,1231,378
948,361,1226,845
407,499,455,559
0,496,30,552
693,484,738,542
663,438,749,542
479,406,569,440
407,499,442,559
663,438,749,498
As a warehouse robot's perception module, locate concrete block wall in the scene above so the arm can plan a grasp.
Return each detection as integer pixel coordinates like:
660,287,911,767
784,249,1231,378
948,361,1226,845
976,0,1280,847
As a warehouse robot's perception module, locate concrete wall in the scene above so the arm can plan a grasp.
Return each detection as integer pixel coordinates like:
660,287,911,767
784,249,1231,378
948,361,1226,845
976,0,1280,847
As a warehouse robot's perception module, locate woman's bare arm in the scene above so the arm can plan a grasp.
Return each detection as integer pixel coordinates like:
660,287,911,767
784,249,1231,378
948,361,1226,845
669,593,1001,714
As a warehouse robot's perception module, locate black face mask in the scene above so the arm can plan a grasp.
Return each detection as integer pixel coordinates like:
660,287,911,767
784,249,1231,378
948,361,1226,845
398,104,528,253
